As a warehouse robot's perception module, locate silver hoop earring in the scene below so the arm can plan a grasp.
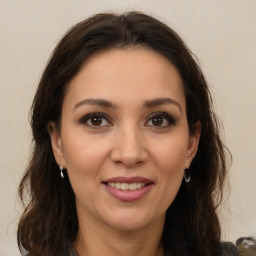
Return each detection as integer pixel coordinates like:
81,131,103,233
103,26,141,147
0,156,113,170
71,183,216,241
184,169,191,183
60,166,64,179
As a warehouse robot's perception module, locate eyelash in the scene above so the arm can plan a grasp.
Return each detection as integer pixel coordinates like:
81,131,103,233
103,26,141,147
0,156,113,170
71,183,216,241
79,112,112,128
79,112,176,128
146,112,176,128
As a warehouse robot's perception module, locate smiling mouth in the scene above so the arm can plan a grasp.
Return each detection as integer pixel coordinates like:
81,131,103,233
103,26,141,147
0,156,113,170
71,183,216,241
102,176,154,202
104,182,148,191
102,177,154,202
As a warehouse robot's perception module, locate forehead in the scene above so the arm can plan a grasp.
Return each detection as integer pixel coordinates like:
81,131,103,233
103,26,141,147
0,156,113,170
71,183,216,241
64,47,185,109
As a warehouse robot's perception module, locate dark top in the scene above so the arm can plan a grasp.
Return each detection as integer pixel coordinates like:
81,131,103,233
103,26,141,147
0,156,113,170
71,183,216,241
65,240,254,256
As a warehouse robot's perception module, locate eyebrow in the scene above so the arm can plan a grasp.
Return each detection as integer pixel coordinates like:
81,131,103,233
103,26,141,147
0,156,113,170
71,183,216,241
73,97,182,113
73,98,116,111
143,98,182,113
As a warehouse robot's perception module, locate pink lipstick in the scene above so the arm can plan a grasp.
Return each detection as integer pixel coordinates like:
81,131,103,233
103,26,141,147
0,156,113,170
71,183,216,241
102,176,154,202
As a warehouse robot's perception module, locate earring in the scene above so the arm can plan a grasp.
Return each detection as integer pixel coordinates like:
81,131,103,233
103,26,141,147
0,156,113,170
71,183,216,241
184,169,191,183
60,166,64,179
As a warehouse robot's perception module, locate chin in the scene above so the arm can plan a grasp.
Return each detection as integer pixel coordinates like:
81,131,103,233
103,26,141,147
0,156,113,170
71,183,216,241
102,208,164,232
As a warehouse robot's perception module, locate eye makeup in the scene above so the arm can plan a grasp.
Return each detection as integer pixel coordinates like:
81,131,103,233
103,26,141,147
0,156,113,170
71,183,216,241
78,110,177,130
79,112,112,128
145,112,177,128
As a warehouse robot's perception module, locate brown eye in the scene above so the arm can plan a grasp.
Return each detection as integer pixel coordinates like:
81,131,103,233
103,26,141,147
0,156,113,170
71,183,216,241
79,113,111,128
145,112,176,128
90,116,103,126
152,116,163,126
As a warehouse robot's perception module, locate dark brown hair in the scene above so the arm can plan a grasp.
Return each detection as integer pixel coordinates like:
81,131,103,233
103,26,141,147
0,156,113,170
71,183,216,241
18,11,229,256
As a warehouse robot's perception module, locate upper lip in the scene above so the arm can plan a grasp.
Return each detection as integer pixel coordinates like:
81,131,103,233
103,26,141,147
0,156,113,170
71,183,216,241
102,176,154,184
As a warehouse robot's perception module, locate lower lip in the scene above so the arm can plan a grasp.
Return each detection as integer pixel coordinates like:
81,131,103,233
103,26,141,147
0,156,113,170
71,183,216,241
103,184,153,202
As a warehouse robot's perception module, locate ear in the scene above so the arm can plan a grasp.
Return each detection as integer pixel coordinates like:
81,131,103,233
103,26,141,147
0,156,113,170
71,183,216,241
186,121,201,168
47,121,66,168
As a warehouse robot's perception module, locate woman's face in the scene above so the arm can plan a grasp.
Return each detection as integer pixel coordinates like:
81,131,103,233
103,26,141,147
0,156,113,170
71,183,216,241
50,48,200,232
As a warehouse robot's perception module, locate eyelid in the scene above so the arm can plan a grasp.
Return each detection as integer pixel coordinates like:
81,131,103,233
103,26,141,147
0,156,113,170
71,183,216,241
78,111,176,128
79,112,112,127
145,112,176,127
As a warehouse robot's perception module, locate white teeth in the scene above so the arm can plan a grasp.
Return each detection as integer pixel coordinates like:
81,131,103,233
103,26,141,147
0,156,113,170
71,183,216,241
128,183,137,190
107,182,147,191
121,183,128,190
136,183,145,189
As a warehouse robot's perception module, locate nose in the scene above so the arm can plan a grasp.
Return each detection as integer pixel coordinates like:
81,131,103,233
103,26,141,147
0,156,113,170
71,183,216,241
110,125,148,167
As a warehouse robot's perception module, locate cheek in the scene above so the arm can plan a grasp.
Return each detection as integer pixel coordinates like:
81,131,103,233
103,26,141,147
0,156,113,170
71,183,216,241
157,146,185,191
61,135,110,207
152,136,187,175
151,137,187,202
61,132,110,179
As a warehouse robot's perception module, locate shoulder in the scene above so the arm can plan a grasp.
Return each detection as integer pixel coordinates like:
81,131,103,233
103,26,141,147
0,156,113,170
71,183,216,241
221,235,256,256
220,242,240,256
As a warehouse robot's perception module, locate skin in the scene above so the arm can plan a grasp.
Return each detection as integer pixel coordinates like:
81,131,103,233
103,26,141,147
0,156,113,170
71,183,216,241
49,48,200,256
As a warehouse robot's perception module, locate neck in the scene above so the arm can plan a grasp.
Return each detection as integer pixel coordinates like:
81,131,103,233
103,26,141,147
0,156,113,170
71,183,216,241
74,215,165,256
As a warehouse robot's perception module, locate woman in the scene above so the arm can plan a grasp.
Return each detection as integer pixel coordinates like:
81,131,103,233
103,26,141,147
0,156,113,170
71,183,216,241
18,12,238,256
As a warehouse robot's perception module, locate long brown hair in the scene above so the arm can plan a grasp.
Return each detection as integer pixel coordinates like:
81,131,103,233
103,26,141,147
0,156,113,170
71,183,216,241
18,12,229,256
